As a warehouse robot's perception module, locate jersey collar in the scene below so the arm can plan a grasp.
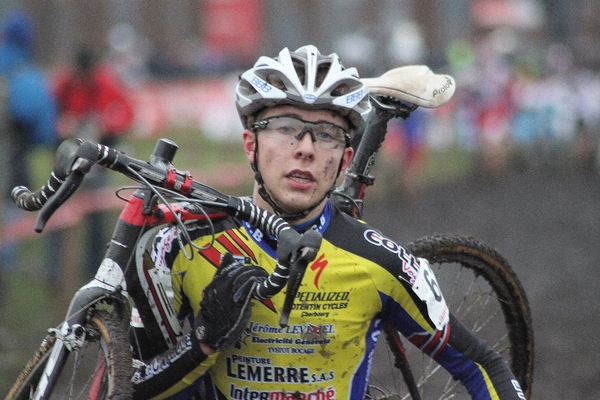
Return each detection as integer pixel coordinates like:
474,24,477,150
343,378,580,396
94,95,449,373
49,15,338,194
242,201,332,258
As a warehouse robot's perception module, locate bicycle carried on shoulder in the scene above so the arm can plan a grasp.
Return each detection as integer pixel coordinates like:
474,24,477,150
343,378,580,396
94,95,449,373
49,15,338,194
5,65,534,400
332,66,534,399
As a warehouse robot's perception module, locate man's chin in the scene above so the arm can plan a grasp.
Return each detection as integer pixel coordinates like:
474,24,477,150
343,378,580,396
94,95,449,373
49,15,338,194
284,199,326,216
266,190,328,219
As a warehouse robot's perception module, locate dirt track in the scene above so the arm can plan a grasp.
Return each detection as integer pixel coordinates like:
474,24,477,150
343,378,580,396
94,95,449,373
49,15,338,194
363,162,600,399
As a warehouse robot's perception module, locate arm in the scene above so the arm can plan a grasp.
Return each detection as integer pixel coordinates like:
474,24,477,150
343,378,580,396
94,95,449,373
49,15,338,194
133,230,267,399
385,266,525,400
132,334,217,399
131,225,218,399
438,313,526,399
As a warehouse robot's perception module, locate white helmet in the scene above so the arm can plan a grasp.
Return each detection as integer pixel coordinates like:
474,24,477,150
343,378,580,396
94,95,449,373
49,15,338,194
236,45,371,133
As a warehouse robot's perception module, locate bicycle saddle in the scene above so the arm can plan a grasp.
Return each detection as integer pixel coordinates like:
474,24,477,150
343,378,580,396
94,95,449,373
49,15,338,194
362,65,455,108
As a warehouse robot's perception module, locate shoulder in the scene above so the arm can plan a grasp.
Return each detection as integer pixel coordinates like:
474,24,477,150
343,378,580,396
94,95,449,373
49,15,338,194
325,205,420,284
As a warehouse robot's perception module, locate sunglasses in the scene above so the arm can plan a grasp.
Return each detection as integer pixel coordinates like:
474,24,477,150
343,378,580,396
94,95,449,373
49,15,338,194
252,116,350,150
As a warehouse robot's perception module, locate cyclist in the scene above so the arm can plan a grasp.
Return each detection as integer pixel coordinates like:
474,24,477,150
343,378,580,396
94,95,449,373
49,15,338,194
132,45,525,399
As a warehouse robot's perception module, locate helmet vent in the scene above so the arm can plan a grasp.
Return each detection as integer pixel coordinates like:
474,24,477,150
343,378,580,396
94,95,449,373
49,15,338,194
315,63,331,89
292,60,306,86
266,73,286,90
331,83,350,97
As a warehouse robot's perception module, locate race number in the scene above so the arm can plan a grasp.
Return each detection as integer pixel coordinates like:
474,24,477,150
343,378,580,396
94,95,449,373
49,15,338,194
412,258,449,330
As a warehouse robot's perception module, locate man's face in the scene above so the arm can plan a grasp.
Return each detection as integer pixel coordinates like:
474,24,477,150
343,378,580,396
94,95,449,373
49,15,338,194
243,105,353,222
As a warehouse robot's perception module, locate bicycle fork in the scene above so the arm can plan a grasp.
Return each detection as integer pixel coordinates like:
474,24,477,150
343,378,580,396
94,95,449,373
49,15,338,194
31,258,128,400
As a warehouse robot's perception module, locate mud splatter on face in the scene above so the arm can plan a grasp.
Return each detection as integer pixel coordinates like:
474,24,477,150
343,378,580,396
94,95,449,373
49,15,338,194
324,156,338,180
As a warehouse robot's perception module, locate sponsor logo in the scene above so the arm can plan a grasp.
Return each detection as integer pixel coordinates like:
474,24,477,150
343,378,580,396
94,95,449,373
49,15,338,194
296,291,349,302
229,384,336,400
151,226,178,269
267,346,316,354
249,322,336,335
131,335,193,383
512,379,526,399
363,229,419,283
310,254,328,289
251,76,273,93
432,77,453,98
247,323,334,346
293,290,349,315
226,358,310,383
251,336,331,346
346,90,364,104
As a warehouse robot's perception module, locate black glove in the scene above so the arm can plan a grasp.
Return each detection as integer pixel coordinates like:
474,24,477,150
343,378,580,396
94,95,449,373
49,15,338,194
194,253,268,352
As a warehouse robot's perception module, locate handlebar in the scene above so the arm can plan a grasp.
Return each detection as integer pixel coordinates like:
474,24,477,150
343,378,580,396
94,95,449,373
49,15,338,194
12,138,321,327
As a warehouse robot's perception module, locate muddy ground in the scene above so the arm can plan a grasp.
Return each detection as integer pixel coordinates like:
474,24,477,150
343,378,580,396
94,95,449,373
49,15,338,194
363,162,600,399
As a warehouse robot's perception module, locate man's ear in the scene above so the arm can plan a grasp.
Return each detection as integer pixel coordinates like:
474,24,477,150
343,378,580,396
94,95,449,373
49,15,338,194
340,146,354,172
242,130,256,164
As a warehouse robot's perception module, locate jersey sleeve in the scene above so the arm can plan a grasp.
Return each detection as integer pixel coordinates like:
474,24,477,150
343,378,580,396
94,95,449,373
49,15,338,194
132,335,217,400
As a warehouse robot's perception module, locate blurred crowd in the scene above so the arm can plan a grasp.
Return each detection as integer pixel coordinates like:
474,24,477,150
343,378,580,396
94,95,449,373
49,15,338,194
383,34,600,191
451,39,598,166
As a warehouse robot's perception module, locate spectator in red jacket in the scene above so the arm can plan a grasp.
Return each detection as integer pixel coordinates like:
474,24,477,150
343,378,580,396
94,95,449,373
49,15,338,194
53,47,135,277
53,47,134,147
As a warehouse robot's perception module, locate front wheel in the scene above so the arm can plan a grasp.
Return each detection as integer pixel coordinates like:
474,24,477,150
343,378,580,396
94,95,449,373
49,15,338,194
6,310,133,400
368,234,534,399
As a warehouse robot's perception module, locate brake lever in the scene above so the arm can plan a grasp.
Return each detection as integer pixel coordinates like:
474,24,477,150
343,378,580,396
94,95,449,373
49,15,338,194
34,156,94,232
34,167,87,232
278,229,322,327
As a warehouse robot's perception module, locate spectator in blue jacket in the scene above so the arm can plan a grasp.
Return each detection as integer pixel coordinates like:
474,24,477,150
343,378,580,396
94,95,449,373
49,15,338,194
0,9,59,288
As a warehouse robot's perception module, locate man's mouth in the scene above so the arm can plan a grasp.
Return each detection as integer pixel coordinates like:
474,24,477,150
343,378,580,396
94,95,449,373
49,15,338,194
287,171,314,184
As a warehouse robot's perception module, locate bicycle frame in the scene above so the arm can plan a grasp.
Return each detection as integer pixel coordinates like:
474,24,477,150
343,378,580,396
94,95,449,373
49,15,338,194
28,186,217,398
14,138,322,399
333,95,417,218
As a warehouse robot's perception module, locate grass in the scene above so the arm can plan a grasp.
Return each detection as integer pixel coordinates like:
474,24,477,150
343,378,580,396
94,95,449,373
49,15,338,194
0,264,62,390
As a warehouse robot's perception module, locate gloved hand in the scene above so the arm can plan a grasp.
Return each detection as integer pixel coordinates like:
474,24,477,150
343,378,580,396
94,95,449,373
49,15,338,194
194,253,268,352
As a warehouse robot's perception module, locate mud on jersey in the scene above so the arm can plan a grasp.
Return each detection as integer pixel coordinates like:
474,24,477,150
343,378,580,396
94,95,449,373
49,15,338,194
143,202,523,400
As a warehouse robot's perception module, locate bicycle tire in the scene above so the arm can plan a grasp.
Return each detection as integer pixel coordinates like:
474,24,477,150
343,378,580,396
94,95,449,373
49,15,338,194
5,310,133,400
367,234,534,399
